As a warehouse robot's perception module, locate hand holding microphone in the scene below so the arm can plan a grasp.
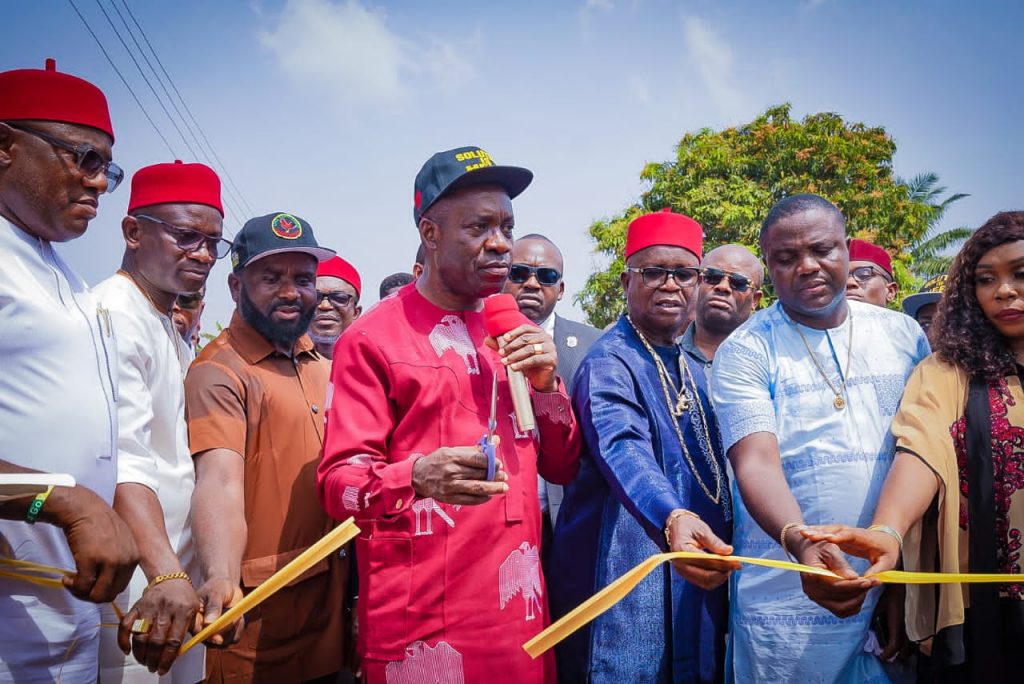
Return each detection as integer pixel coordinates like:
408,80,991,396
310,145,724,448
483,295,560,433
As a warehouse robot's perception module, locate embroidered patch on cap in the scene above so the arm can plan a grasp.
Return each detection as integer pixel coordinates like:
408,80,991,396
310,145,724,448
454,148,494,172
271,213,302,240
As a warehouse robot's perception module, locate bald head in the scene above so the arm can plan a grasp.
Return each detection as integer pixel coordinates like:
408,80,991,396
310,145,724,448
694,243,764,340
503,233,565,324
701,244,764,288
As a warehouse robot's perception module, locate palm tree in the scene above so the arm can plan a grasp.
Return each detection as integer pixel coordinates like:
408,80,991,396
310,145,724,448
901,172,973,278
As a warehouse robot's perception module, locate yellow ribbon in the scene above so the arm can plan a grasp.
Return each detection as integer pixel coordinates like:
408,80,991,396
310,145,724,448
522,551,1024,659
179,517,360,654
1,518,360,657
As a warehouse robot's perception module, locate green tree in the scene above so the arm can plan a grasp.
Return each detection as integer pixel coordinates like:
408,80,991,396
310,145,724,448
578,103,937,327
899,172,973,278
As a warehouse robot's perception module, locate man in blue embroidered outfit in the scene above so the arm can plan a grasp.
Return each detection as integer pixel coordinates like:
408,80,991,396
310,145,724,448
550,209,737,683
711,194,929,682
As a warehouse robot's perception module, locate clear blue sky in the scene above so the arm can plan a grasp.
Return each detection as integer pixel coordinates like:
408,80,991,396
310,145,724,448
7,0,1022,328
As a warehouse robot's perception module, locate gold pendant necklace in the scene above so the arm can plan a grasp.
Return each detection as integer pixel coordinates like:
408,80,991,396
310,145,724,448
793,310,854,411
626,315,723,505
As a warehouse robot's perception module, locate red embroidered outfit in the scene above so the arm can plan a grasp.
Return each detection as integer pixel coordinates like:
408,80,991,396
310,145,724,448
318,285,581,683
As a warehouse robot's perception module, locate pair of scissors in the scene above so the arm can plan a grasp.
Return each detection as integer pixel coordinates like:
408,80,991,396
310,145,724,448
478,371,498,480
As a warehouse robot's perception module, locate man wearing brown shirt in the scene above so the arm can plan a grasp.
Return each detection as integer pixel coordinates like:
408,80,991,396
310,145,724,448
185,212,346,683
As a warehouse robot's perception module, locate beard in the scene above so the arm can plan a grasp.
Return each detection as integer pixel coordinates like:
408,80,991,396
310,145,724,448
239,286,316,350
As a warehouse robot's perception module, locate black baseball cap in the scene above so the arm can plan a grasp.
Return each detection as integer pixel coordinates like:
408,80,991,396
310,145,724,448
413,146,533,225
231,212,335,272
902,274,947,319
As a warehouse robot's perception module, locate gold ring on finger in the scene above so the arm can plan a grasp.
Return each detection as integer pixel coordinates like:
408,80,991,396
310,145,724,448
130,618,151,634
532,343,544,354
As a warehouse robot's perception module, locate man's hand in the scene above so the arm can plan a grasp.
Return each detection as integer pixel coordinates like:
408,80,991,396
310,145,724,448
118,578,201,674
666,510,740,591
873,585,911,662
42,486,139,603
793,536,877,618
486,324,558,392
411,447,508,505
193,576,244,647
800,524,901,577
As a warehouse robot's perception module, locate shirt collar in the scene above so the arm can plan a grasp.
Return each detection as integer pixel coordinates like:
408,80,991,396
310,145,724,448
539,312,555,337
679,323,711,365
226,310,318,364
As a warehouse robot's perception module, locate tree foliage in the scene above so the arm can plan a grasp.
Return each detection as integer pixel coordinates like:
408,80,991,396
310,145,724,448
577,104,939,327
900,172,973,278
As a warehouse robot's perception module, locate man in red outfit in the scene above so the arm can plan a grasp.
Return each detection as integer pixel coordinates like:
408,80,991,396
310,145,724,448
318,146,581,683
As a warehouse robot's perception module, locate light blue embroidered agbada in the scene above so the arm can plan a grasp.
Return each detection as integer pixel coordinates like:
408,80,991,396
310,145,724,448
711,300,929,683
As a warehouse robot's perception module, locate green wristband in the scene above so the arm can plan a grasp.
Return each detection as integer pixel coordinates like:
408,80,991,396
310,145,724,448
25,485,54,524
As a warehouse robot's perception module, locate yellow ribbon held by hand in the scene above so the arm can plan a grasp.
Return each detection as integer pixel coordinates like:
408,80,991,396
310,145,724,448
522,550,1024,659
179,517,360,655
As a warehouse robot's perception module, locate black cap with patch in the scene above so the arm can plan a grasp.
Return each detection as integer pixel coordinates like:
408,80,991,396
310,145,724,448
231,212,336,272
413,146,533,225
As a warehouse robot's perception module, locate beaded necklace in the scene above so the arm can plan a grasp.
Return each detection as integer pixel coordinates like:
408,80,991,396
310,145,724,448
626,315,723,505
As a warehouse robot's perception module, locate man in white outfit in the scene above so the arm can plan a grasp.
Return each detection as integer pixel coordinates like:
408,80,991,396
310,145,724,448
0,59,138,683
95,160,229,681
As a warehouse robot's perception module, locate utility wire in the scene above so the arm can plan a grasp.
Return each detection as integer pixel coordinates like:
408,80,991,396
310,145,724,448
118,0,257,217
92,0,200,162
66,0,177,158
108,0,252,221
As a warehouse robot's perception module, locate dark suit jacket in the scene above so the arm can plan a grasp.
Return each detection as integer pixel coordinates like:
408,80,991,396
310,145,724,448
547,315,603,524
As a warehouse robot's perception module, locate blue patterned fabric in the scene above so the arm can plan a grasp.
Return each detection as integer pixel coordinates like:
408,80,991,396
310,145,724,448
549,316,731,683
711,301,929,683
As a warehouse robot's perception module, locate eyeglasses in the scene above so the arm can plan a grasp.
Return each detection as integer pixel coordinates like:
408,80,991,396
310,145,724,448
700,267,754,293
316,291,355,308
135,214,233,259
508,264,562,286
625,266,700,289
849,265,891,285
7,123,124,193
174,292,204,311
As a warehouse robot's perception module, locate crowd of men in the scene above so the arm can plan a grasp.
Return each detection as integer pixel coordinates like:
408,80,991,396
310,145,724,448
0,59,1002,684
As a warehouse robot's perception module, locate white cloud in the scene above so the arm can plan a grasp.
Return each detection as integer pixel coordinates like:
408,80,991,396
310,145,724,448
682,16,746,120
578,0,613,32
258,0,472,108
628,75,652,106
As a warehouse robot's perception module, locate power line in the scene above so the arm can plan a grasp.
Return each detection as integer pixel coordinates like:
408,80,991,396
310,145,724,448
117,0,257,218
108,0,253,221
92,1,200,162
66,0,177,158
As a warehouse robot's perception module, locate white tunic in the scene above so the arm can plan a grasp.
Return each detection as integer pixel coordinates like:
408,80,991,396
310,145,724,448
92,273,204,683
0,220,118,683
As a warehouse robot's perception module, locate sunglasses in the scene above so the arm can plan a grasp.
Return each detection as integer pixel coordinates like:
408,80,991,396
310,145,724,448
7,123,124,193
626,266,700,289
508,264,562,286
135,214,233,260
849,265,891,285
700,267,754,293
174,293,204,310
316,291,355,308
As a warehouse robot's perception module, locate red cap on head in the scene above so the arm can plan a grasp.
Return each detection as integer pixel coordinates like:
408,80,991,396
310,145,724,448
848,238,892,277
0,59,114,140
317,256,362,298
483,293,533,338
624,209,703,261
128,160,223,216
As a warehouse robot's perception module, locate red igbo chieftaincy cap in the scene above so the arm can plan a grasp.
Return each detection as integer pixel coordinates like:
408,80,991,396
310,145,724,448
128,161,223,216
317,256,362,298
624,208,704,261
0,58,114,140
848,238,893,278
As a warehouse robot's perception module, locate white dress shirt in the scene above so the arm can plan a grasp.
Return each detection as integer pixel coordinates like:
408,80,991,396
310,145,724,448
92,273,203,684
0,219,118,683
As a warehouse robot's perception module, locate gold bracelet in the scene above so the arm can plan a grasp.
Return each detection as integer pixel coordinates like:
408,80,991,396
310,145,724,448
664,508,700,545
148,571,192,589
868,524,904,551
779,522,806,562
